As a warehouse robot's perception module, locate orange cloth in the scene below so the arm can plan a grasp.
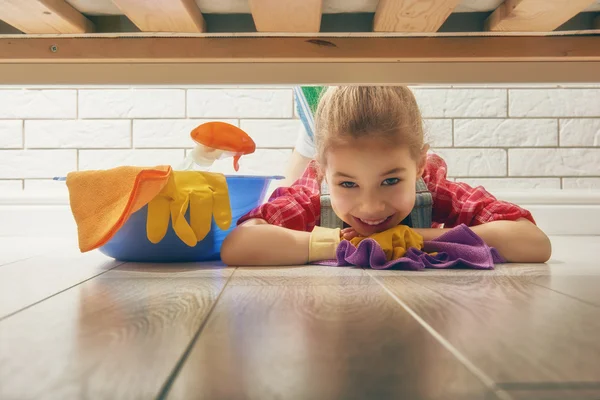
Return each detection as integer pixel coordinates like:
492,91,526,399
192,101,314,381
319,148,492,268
66,166,172,252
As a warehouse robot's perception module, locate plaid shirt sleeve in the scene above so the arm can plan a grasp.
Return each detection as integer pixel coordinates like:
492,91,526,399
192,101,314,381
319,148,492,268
236,160,322,232
423,153,535,228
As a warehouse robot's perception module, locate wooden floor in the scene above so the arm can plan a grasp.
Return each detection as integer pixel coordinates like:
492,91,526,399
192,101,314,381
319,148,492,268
1,235,599,400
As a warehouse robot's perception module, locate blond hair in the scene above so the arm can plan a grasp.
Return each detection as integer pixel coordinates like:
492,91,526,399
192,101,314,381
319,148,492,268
314,86,425,165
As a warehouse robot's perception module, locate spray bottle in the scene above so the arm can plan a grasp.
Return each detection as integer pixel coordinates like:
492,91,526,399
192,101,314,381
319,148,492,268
178,122,256,172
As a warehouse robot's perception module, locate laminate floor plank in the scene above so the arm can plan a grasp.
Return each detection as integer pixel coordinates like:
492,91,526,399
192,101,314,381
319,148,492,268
545,236,600,266
497,382,600,400
529,275,600,307
0,263,233,400
367,262,600,278
525,236,600,307
0,250,122,320
1,235,597,398
229,264,370,286
0,237,76,266
370,273,600,385
165,284,502,400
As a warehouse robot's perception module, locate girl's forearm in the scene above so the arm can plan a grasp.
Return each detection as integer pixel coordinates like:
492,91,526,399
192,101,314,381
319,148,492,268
220,219,311,266
414,219,552,263
222,218,551,266
471,219,551,263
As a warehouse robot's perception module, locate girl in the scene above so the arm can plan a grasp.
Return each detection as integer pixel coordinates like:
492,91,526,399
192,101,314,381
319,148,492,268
220,86,551,266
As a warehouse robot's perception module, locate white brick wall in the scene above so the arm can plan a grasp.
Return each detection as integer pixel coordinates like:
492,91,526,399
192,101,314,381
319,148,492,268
510,89,600,117
0,121,23,148
187,89,293,118
413,89,507,118
79,89,185,119
240,119,301,148
509,149,600,176
0,90,76,119
560,119,600,147
457,178,561,190
0,180,22,191
454,119,557,147
563,178,600,189
423,119,453,147
0,150,76,179
1,85,599,192
24,179,68,193
432,149,507,177
25,120,131,148
79,149,185,170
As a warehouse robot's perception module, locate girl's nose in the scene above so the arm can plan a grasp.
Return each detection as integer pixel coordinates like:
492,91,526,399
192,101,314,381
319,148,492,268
359,194,386,213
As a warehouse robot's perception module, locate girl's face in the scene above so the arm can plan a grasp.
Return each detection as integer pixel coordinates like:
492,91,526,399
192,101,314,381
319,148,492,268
324,138,426,237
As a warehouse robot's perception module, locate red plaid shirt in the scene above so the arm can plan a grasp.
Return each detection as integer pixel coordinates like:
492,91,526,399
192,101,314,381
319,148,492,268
238,154,535,231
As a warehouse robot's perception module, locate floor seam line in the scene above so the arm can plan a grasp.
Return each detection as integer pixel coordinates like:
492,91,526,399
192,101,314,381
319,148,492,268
367,271,513,400
156,267,237,400
0,255,37,268
529,280,600,308
0,260,126,322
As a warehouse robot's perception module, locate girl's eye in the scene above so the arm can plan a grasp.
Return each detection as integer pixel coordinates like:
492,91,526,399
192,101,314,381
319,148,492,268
340,181,357,188
382,178,400,186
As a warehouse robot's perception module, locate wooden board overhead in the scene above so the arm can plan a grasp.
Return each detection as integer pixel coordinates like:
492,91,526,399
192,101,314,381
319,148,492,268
111,0,206,33
1,61,599,85
249,0,323,32
0,2,598,85
0,35,598,84
0,0,94,34
485,0,597,32
1,36,598,63
373,0,462,32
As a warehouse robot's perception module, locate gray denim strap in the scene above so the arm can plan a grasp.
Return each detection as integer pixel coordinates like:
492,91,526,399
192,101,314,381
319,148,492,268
409,177,433,228
319,180,345,229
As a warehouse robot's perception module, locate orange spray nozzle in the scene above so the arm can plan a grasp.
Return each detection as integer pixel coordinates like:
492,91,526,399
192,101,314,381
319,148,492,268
190,122,256,171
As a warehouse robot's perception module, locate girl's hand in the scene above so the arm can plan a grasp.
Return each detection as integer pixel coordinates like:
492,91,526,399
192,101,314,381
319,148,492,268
341,227,359,241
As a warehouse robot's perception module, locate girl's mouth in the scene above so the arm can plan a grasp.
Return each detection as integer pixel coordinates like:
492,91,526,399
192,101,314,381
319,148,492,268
354,215,393,229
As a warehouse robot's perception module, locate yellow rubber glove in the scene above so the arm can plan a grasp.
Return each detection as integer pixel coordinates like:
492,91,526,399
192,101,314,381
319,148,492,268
350,225,423,261
146,171,232,247
308,226,341,262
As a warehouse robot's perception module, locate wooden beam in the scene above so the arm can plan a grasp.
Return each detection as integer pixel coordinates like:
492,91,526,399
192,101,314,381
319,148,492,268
1,61,599,85
485,0,596,32
0,0,94,34
373,0,461,32
111,0,205,33
249,0,322,32
0,36,598,63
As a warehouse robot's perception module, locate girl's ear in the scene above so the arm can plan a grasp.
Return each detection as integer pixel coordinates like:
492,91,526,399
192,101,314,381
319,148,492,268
416,144,430,178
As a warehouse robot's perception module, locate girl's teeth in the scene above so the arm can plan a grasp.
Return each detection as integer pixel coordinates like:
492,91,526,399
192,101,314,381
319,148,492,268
361,218,386,226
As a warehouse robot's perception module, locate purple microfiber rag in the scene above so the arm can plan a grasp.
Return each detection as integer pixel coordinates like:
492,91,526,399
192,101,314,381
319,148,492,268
315,224,505,270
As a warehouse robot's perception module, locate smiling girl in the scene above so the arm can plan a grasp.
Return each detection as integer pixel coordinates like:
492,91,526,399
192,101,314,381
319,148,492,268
220,86,551,266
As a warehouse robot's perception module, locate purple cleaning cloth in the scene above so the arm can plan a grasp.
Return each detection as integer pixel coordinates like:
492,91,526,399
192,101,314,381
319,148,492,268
314,224,505,270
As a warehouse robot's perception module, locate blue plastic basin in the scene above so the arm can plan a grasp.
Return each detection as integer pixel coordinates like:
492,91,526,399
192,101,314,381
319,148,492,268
98,175,282,262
